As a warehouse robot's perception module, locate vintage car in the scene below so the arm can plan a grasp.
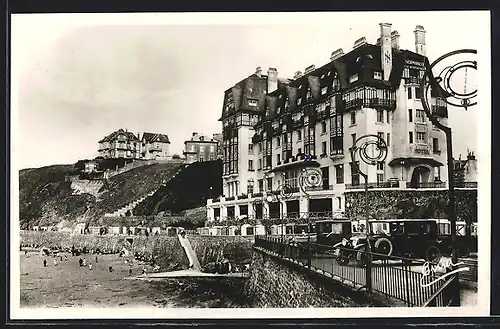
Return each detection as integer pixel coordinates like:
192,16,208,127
334,219,456,266
314,219,354,251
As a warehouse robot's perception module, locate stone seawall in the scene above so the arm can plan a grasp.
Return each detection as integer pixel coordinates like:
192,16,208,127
243,250,390,308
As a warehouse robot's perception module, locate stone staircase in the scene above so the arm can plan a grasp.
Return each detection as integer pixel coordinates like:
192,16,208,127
103,167,184,218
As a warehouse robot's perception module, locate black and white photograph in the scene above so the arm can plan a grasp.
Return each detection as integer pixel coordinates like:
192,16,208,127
10,11,491,319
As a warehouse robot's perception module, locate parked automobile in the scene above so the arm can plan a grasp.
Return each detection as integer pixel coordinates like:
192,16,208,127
314,219,353,253
334,219,461,266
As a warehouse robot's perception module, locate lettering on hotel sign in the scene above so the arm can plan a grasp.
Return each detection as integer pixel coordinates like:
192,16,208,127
415,146,430,155
405,59,425,71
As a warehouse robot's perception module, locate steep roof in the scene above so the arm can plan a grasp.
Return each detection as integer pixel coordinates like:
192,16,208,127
142,132,170,144
98,129,140,143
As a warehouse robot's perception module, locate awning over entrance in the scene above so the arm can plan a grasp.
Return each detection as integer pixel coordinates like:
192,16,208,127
388,157,444,167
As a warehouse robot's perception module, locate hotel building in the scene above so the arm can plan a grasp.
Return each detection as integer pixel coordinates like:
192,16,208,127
207,23,449,222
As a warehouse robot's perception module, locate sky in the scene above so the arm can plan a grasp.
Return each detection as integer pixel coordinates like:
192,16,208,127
11,11,489,169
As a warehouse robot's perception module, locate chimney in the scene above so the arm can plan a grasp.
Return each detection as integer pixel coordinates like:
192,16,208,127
255,66,262,77
414,25,426,56
293,71,303,79
380,23,393,81
304,64,316,75
192,132,197,137
391,30,400,50
467,151,476,161
353,37,367,49
267,68,278,93
330,48,344,61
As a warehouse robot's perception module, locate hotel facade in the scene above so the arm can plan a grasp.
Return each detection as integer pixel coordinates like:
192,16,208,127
206,23,450,222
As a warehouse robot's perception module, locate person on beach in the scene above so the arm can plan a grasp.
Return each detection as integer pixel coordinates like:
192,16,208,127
83,258,87,267
79,258,83,267
109,266,114,273
129,268,133,276
95,255,98,263
64,255,68,261
24,250,28,257
142,267,146,276
88,263,93,270
43,259,47,267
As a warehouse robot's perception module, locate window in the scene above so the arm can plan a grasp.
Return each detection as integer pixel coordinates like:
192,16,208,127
415,87,421,99
199,156,204,162
408,109,413,122
350,111,356,125
266,177,273,191
433,138,440,153
248,144,253,153
377,173,384,183
377,109,384,123
258,159,262,170
335,165,344,184
297,130,302,141
248,160,254,171
387,133,391,148
322,141,327,155
373,71,383,80
276,137,281,147
407,87,413,99
417,132,426,143
349,74,359,83
321,86,328,95
321,121,327,134
409,132,414,144
247,181,254,195
306,90,312,99
350,162,360,186
416,109,425,123
277,154,281,164
377,161,384,171
386,111,391,124
297,98,302,105
258,179,264,192
351,133,357,147
377,132,384,144
248,99,258,106
298,148,302,154
258,143,262,153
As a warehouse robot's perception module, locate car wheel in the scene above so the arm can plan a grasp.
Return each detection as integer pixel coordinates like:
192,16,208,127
374,238,393,256
425,245,442,263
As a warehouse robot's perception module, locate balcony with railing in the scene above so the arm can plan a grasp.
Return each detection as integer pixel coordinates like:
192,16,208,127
365,98,396,110
431,105,448,117
345,180,401,190
406,181,446,189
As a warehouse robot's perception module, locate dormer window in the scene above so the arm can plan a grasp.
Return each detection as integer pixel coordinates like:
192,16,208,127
299,85,303,89
321,74,326,79
279,94,283,99
306,90,312,99
328,71,331,76
356,57,362,63
248,99,258,107
373,71,383,80
284,100,289,108
321,87,328,95
297,98,302,105
349,74,359,83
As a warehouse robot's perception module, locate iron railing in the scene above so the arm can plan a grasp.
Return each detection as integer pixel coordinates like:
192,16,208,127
254,236,462,307
345,181,400,189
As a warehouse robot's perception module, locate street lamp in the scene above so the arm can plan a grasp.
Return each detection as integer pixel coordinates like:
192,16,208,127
420,49,477,307
350,134,388,292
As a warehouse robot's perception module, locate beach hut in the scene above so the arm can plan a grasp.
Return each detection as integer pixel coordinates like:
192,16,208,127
255,224,265,236
215,226,223,236
151,227,161,235
74,223,86,235
200,227,209,236
270,225,278,236
227,225,238,236
109,226,121,235
89,226,101,235
32,226,39,231
240,224,254,236
208,227,218,236
122,226,128,235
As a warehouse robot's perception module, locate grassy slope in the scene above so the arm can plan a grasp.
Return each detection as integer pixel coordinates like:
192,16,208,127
18,162,183,229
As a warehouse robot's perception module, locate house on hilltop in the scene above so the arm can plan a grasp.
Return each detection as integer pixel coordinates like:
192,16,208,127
183,132,221,164
140,132,171,160
98,129,141,159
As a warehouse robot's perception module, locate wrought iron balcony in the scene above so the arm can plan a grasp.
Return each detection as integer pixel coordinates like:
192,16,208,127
406,181,447,189
345,181,400,189
431,105,448,117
